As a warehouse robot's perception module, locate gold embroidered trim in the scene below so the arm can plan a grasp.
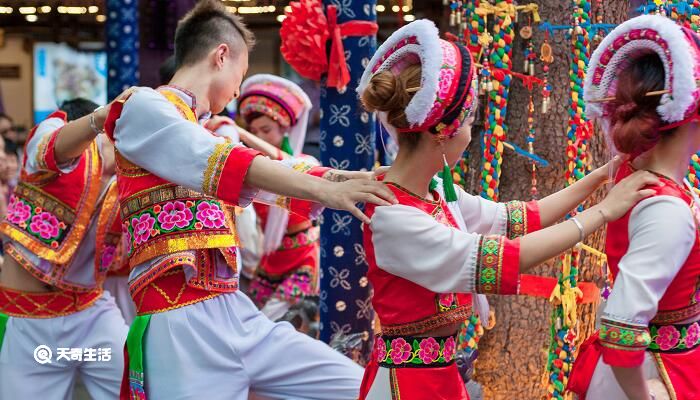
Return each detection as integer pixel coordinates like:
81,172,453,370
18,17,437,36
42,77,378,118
652,302,700,325
0,287,103,319
115,151,149,177
380,305,471,336
35,133,53,172
652,352,678,400
202,143,235,196
120,184,209,220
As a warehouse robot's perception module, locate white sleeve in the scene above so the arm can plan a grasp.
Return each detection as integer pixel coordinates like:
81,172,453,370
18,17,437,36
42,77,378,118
370,204,521,294
455,186,507,235
213,123,240,144
602,196,695,325
24,117,80,174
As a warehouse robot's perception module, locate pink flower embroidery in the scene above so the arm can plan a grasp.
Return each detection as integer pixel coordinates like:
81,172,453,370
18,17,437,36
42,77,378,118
297,232,308,246
101,245,116,269
29,211,61,240
389,338,412,365
132,214,156,245
684,323,700,348
656,325,681,351
438,293,455,309
195,202,226,229
282,236,295,249
438,68,456,99
374,339,387,363
417,337,440,364
157,201,193,231
443,337,456,362
7,196,32,225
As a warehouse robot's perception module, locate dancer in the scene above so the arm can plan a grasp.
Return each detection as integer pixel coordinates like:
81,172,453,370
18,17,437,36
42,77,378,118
0,98,128,399
237,74,321,321
355,19,659,400
98,1,395,399
568,15,700,400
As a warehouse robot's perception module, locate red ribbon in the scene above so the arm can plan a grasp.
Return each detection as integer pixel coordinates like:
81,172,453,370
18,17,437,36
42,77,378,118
326,5,378,91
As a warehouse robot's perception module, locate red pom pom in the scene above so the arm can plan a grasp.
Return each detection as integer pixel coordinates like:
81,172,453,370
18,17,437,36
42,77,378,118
280,0,329,81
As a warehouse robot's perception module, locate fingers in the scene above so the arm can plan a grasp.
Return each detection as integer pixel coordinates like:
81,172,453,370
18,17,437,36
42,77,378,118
360,192,393,207
373,166,391,176
348,204,371,225
636,188,657,200
360,180,397,204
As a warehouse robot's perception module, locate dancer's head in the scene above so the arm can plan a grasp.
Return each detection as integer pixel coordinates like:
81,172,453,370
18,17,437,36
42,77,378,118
586,14,700,157
60,98,99,122
238,75,312,154
174,0,255,113
358,20,477,173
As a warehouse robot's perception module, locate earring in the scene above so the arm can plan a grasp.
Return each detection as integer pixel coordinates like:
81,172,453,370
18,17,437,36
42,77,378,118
442,153,458,202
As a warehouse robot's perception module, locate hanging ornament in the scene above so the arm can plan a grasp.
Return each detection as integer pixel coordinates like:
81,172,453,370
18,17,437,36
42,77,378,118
540,32,553,114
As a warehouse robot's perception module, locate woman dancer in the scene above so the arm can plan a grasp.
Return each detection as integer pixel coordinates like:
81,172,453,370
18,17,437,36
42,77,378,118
356,19,658,400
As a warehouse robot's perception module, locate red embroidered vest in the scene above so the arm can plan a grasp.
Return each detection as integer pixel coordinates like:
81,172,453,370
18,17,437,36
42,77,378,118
0,111,102,265
607,164,700,324
96,179,130,279
105,90,239,272
364,184,472,336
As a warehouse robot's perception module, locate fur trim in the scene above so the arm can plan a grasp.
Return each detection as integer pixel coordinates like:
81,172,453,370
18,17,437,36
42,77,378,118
358,19,442,128
585,15,698,123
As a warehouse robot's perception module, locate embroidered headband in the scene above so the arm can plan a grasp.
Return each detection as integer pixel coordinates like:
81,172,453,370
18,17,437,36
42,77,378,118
238,74,312,156
585,14,700,134
358,19,477,139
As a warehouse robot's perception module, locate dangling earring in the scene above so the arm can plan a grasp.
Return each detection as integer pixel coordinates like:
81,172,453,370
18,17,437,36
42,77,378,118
281,133,294,156
442,153,458,202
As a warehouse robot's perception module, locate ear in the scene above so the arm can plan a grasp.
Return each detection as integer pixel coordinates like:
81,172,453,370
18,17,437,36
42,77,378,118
213,43,230,70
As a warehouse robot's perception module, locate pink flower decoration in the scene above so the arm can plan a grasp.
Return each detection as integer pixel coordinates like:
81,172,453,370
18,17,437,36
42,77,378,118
684,322,700,348
7,196,32,225
195,202,226,229
132,214,156,245
297,232,308,246
101,245,116,269
157,201,193,231
438,293,455,309
282,236,295,249
656,325,681,351
417,337,440,364
389,338,412,365
29,211,61,240
443,337,456,362
374,339,387,362
438,68,456,100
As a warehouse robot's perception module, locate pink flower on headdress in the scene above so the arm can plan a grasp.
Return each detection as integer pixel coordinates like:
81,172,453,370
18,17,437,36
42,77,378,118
7,196,32,225
418,337,440,364
443,336,457,362
101,245,116,269
389,338,412,365
195,202,226,229
656,325,681,351
374,338,387,362
29,212,61,240
437,68,456,101
132,214,156,245
157,201,193,231
684,323,700,348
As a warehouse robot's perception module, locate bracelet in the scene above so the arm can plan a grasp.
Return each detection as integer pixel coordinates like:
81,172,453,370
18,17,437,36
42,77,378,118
570,217,585,243
89,106,106,136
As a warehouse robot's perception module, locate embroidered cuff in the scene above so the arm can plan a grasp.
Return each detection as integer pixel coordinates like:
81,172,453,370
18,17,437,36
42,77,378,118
505,201,541,239
287,163,328,218
475,235,520,295
599,318,651,367
203,144,262,206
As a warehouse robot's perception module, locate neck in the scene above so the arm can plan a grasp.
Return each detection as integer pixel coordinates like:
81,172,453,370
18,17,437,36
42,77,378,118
384,147,439,199
635,133,695,185
169,66,212,118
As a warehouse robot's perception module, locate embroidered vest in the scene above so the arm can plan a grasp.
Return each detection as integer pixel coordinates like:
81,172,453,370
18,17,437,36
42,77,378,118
607,164,700,324
96,179,130,278
0,111,102,265
364,184,472,336
105,89,239,269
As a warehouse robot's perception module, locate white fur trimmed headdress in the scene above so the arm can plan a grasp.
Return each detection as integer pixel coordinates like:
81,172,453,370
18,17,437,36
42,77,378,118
358,19,477,138
585,15,700,129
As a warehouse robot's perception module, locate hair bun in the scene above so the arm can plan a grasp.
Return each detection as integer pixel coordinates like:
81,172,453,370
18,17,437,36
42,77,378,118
613,102,640,123
360,65,422,129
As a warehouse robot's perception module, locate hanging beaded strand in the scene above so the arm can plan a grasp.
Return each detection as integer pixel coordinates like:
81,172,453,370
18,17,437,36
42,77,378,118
540,31,553,114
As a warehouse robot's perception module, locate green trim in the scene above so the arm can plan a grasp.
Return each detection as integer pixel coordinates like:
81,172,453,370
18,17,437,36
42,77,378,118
281,134,294,156
126,314,151,374
0,313,8,353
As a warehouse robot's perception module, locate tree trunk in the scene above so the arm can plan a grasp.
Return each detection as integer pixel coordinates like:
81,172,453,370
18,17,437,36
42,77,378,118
469,1,630,399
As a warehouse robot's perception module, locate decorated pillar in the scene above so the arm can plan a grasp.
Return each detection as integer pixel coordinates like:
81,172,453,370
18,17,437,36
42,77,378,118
106,0,139,101
318,0,377,364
